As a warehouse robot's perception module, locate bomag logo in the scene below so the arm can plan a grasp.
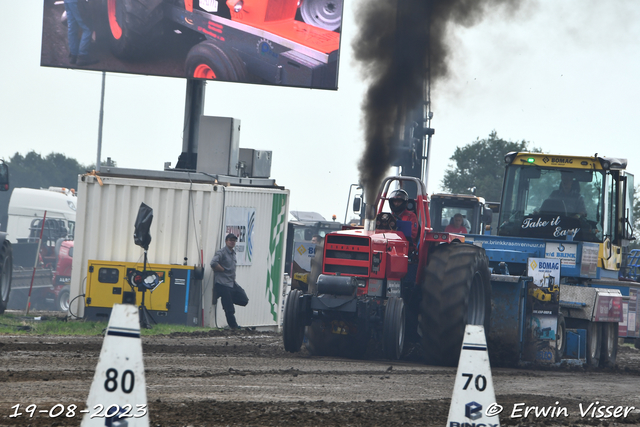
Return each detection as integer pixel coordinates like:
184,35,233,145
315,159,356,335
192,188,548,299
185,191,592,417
551,157,573,164
538,261,559,269
542,156,574,165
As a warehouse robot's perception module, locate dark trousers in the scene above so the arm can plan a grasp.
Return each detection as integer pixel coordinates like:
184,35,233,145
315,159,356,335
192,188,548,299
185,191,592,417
214,283,238,328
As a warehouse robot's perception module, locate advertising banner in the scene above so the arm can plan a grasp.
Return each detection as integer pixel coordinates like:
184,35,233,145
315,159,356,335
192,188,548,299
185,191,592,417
290,241,316,289
225,206,255,265
545,242,578,266
525,257,560,363
528,257,560,288
41,0,343,89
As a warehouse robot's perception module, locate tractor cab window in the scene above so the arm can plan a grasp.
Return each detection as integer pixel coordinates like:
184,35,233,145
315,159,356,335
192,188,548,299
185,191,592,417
440,208,471,233
498,166,605,242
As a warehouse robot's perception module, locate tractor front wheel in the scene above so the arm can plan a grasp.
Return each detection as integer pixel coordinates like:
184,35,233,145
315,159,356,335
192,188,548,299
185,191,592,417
283,289,305,352
382,297,405,360
420,243,491,366
556,314,566,361
185,41,247,82
56,286,71,313
599,322,618,368
586,321,602,367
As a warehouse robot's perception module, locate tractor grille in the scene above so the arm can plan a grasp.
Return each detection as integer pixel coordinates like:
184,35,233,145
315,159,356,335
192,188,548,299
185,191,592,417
324,234,370,276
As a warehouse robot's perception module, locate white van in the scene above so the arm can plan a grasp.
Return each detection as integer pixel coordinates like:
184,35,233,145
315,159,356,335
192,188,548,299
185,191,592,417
6,187,77,243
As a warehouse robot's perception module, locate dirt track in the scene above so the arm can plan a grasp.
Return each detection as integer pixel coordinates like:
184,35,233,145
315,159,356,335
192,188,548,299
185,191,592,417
2,320,640,427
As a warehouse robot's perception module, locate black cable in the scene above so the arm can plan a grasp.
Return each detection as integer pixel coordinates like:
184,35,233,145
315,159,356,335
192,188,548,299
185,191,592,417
68,276,87,320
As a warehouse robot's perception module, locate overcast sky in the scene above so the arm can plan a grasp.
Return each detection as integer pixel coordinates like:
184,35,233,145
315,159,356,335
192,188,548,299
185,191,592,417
1,1,639,222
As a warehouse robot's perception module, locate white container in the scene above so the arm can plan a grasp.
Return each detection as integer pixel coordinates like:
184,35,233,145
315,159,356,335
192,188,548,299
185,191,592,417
70,173,289,329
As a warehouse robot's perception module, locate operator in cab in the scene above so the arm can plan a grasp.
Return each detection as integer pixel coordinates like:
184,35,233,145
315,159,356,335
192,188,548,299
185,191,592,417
445,213,468,234
543,171,587,218
389,189,418,244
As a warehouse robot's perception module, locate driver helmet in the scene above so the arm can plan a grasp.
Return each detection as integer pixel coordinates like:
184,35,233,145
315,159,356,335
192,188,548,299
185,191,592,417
389,189,409,213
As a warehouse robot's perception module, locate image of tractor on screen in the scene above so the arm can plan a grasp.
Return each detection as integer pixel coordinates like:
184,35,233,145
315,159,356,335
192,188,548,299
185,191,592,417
40,0,343,90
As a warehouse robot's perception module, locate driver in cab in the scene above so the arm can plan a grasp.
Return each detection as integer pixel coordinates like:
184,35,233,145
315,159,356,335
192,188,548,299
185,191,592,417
543,172,587,218
389,189,418,243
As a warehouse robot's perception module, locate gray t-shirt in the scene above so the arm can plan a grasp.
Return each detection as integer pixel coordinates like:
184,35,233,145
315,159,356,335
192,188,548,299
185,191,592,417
210,246,236,287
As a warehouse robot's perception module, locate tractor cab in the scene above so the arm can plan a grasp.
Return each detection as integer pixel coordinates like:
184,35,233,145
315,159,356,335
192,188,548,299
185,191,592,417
430,193,497,235
497,152,634,273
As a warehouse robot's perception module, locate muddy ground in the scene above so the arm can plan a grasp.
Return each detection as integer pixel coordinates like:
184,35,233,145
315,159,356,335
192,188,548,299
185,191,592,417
2,315,640,426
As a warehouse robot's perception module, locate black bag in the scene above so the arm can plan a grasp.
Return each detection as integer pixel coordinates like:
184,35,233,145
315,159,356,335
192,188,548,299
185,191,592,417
232,282,249,307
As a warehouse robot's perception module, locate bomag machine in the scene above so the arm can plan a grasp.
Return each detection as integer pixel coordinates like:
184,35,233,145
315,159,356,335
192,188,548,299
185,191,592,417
464,152,634,367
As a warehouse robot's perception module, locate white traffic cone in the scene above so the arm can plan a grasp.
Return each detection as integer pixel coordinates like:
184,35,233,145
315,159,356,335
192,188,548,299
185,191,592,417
82,304,149,426
446,324,500,427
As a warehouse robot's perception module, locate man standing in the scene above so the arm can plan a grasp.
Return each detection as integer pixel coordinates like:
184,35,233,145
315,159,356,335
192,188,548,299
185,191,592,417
64,0,98,66
211,233,239,329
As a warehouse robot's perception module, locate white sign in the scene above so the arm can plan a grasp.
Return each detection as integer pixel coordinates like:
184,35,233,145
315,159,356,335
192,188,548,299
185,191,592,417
199,0,219,13
545,242,577,266
225,207,256,266
528,257,560,288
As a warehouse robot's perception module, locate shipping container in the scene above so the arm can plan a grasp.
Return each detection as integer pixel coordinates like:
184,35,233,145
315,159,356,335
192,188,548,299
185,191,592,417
70,171,289,330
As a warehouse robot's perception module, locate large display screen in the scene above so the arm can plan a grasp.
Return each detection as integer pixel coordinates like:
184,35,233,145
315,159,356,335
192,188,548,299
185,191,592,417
41,0,343,90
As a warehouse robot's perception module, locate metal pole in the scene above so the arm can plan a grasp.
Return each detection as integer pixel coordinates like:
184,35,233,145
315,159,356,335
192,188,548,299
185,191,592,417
25,211,47,315
424,133,433,191
344,184,357,225
178,79,206,170
96,71,106,172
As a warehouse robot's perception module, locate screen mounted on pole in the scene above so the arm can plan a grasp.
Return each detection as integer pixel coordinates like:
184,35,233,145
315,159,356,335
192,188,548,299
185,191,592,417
41,0,344,90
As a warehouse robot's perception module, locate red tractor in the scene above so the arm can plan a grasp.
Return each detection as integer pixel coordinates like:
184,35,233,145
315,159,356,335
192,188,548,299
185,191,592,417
282,176,492,365
8,219,73,312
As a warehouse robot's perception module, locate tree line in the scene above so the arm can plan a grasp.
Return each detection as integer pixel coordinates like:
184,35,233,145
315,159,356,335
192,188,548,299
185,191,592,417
0,151,99,231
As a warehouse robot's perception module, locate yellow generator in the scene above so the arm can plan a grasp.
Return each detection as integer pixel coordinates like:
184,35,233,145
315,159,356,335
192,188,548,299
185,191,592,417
84,260,202,326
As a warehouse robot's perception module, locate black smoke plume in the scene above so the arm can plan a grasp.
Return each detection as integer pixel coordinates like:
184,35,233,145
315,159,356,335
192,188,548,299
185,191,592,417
352,0,523,216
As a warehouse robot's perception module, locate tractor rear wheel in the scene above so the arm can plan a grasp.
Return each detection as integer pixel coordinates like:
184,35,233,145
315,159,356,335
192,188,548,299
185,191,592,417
586,321,602,367
599,322,618,368
283,289,305,352
420,243,491,366
0,241,12,315
382,297,405,360
106,0,165,59
185,41,247,81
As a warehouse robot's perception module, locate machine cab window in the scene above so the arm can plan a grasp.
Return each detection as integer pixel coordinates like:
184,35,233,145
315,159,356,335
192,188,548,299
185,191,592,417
498,166,605,242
